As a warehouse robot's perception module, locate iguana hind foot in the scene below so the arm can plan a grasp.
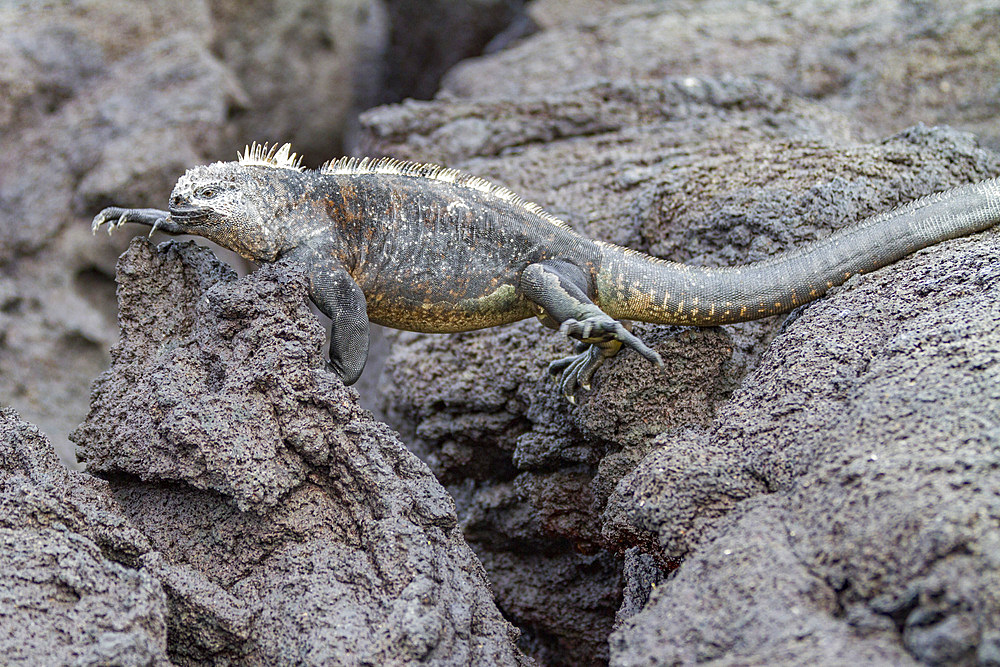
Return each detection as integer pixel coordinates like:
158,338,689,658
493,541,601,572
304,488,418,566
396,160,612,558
548,326,663,401
557,314,663,398
558,313,661,365
547,340,612,402
522,261,663,400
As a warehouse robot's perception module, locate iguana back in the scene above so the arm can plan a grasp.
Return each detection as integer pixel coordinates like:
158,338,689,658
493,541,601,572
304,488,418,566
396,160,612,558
313,165,602,332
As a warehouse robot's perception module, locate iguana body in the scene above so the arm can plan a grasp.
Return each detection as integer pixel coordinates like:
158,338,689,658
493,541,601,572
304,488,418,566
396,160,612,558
93,143,1000,400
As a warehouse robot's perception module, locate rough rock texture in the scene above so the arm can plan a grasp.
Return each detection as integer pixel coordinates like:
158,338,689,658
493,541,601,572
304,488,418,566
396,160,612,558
0,0,384,465
443,0,1000,149
610,219,1000,667
0,407,170,665
1,1,232,466
361,68,1000,662
71,238,526,665
363,75,858,664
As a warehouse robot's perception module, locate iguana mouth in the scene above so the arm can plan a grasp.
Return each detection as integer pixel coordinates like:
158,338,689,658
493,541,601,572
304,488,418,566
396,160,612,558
168,205,210,221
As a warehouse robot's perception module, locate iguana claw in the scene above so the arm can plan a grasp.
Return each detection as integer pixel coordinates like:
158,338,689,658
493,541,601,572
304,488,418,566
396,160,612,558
549,323,663,402
557,315,662,366
548,345,604,401
92,207,172,236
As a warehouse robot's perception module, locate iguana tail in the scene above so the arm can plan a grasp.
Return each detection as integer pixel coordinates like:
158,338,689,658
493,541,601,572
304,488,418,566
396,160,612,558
596,177,1000,326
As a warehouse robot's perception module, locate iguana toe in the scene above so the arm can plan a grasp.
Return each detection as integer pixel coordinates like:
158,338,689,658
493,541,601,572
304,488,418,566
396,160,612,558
549,344,610,402
91,211,109,235
92,207,172,236
557,349,592,401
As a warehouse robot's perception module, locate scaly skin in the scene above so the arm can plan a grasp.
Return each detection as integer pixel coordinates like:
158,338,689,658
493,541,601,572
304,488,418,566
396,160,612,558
93,143,1000,402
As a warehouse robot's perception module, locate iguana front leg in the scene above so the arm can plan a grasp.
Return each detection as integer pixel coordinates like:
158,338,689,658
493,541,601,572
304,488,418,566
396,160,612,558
521,261,663,402
92,207,187,235
306,262,370,385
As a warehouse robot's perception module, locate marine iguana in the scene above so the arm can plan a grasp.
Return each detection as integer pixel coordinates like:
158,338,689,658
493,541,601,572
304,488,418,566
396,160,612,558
93,143,1000,401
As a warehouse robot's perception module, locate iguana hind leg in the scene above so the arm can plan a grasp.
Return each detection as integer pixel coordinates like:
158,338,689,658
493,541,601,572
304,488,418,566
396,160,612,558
521,261,663,402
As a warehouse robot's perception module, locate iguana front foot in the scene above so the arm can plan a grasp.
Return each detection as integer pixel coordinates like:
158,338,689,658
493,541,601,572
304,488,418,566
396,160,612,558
92,207,182,236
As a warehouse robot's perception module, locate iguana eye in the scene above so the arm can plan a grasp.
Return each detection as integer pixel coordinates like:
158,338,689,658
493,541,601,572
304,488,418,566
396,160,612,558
196,186,218,199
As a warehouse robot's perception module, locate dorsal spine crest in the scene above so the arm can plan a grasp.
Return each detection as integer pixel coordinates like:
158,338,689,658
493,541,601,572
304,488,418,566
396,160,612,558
320,155,578,234
238,142,305,171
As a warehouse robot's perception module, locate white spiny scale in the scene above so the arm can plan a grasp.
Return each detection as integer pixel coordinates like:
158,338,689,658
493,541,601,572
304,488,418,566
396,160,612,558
238,142,304,171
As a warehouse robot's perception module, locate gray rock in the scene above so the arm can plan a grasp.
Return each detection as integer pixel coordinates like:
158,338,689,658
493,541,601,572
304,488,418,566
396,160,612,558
71,239,527,665
379,0,532,103
442,0,1000,149
0,527,169,667
478,546,624,666
612,549,665,630
610,176,1000,665
0,2,236,465
0,0,384,465
209,0,384,156
0,406,154,568
363,72,1000,663
0,408,170,666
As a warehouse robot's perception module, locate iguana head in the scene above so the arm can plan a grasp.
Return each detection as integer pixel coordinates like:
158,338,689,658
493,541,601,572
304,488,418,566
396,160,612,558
166,143,307,262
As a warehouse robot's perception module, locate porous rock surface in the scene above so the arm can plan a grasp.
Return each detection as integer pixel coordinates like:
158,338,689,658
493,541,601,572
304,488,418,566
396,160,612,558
444,0,1000,149
611,219,1000,666
363,72,1000,664
378,0,532,104
0,407,169,666
71,238,527,665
